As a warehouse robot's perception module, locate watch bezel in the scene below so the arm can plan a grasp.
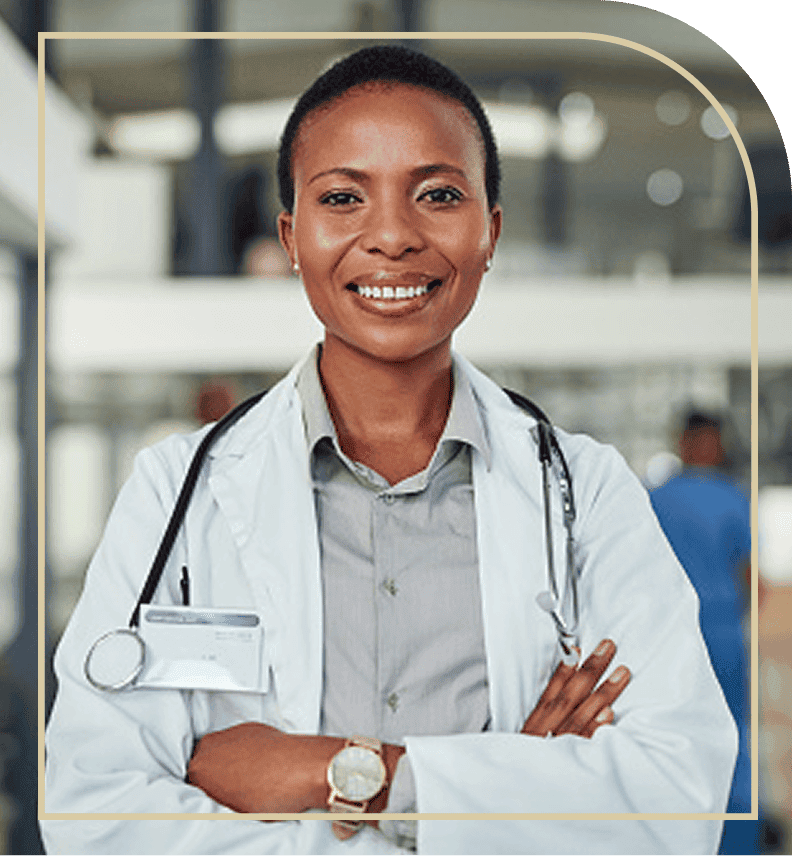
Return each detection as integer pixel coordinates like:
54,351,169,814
327,743,387,803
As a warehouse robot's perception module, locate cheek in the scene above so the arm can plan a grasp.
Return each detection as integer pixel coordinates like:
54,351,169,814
295,218,349,260
437,215,492,259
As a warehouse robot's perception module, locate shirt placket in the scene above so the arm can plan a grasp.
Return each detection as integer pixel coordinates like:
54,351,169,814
373,488,406,743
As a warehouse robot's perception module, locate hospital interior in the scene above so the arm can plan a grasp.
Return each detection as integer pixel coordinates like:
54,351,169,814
1,0,791,852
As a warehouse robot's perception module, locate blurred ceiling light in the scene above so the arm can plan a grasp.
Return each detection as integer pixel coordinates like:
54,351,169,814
655,90,691,126
646,168,684,206
215,97,296,155
557,92,607,162
559,92,595,124
108,109,200,160
700,103,738,140
482,102,552,158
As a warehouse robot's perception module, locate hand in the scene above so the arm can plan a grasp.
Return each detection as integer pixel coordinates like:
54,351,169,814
187,722,344,814
520,639,631,739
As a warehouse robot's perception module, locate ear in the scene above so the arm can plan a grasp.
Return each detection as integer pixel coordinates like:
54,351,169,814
277,211,297,268
488,204,503,254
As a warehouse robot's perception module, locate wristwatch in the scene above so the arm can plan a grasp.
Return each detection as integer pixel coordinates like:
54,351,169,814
327,735,387,840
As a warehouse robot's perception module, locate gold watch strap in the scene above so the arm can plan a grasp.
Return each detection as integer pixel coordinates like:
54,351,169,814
329,798,366,840
349,734,381,752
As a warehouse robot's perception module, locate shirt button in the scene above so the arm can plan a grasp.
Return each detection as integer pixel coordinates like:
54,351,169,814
382,494,396,505
382,578,398,596
387,692,400,712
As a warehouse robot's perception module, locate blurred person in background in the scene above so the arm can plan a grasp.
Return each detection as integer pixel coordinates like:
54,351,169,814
43,46,736,854
651,409,758,854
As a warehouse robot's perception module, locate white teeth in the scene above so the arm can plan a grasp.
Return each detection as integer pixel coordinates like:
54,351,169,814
355,283,433,298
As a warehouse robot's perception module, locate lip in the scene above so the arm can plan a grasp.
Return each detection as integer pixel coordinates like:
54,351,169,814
346,270,443,287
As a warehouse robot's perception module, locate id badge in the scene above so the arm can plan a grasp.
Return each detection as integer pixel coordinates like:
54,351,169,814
137,605,265,692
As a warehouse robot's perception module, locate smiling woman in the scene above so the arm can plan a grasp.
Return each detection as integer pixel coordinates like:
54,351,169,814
43,45,737,856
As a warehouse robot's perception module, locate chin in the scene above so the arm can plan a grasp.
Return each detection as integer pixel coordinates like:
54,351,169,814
354,338,452,367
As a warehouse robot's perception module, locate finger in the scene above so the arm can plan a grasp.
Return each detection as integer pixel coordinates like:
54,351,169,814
521,649,580,734
555,664,631,736
538,640,617,735
580,705,614,739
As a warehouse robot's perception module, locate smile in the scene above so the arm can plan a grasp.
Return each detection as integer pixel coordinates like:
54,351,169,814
346,278,443,299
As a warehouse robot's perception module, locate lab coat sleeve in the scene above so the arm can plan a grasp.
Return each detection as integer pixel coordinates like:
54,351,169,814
42,439,407,856
404,441,739,855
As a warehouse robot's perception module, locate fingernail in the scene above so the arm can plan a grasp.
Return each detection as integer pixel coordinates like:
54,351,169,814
609,666,627,684
595,640,612,657
595,706,613,723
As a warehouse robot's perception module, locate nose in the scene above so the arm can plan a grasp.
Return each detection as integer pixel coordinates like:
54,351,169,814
362,196,425,258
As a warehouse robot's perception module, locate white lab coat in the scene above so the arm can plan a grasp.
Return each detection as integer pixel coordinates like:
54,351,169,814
43,354,737,855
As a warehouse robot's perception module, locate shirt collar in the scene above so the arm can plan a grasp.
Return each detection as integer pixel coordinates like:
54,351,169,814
295,344,492,471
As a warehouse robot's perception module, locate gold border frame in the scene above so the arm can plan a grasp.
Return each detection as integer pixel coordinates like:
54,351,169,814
38,31,758,825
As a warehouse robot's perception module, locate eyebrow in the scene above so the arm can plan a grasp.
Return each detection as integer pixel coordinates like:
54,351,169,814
307,163,468,186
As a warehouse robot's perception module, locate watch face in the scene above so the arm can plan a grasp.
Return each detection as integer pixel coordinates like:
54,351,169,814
329,745,386,802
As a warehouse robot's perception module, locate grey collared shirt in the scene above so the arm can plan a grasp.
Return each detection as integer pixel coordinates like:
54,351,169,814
296,349,491,848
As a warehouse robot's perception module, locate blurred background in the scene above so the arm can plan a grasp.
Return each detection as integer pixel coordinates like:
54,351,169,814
0,0,791,853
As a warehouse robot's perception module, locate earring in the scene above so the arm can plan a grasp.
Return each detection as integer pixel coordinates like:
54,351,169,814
484,258,492,272
293,262,300,274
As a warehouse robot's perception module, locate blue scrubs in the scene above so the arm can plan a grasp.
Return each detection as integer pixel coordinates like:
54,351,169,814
651,470,756,854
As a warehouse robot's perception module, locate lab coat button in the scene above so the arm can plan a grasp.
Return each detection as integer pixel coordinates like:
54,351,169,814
382,578,398,596
387,692,400,712
382,494,396,505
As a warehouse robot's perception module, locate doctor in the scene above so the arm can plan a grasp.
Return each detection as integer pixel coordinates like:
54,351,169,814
43,46,737,854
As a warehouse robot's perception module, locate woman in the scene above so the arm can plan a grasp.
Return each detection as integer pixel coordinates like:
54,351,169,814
43,46,736,855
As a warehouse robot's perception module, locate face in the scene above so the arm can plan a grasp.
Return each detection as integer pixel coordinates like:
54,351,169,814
278,83,502,366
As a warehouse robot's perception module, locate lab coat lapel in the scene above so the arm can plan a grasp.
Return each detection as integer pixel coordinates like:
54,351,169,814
466,362,560,732
207,378,324,735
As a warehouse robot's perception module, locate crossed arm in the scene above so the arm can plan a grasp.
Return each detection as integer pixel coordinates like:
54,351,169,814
187,638,631,817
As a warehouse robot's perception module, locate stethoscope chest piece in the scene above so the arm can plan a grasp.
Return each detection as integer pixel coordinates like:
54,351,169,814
84,628,145,692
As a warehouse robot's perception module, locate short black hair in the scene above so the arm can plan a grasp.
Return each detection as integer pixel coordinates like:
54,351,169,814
277,44,500,213
683,409,722,433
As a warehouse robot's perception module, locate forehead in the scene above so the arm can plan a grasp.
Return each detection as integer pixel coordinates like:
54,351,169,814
292,83,485,177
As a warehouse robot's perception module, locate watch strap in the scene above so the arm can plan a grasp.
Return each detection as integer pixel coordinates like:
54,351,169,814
329,798,366,839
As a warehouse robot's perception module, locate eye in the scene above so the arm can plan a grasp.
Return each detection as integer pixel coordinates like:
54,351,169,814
319,191,363,207
419,186,463,205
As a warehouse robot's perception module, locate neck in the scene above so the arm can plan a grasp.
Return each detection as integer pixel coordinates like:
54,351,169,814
317,337,453,484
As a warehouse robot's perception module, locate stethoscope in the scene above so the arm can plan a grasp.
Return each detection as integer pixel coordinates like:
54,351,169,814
84,387,579,691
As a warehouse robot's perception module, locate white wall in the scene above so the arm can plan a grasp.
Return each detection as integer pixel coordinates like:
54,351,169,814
48,275,788,374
